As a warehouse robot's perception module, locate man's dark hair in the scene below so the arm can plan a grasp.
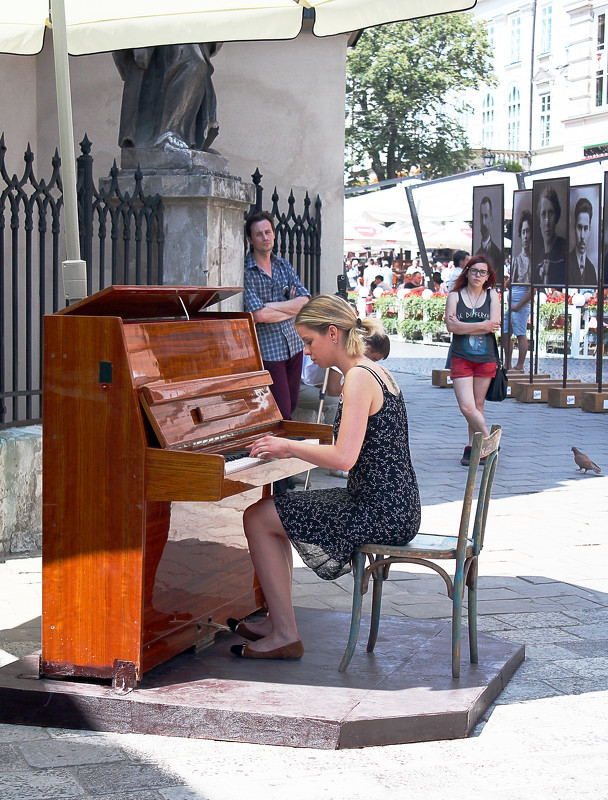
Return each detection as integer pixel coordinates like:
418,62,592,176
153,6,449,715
453,250,468,269
574,197,593,223
245,210,275,239
480,195,492,214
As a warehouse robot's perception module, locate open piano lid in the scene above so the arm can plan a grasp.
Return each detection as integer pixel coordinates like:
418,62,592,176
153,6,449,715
56,285,242,319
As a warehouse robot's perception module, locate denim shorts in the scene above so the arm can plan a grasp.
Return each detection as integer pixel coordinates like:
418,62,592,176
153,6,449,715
503,303,530,336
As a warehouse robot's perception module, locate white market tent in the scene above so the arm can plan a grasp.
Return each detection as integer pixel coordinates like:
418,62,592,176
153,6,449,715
520,155,608,189
344,182,418,224
344,214,418,251
344,167,520,255
411,168,519,222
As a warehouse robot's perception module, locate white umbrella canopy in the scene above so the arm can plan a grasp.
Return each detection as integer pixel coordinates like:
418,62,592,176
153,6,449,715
1,0,478,277
4,1,477,55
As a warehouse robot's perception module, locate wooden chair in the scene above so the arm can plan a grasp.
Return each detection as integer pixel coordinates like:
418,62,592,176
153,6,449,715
339,425,502,678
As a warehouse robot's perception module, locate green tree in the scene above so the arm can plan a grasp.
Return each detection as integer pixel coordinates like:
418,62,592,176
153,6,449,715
346,14,495,184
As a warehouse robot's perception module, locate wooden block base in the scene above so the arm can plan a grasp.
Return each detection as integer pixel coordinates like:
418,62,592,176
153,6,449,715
431,369,453,388
516,380,582,403
581,391,608,413
547,385,600,408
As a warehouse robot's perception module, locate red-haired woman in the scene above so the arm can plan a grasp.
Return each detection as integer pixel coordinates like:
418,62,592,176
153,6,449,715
445,255,501,466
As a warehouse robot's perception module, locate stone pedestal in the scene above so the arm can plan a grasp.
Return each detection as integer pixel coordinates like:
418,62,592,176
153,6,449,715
102,149,256,311
0,426,42,556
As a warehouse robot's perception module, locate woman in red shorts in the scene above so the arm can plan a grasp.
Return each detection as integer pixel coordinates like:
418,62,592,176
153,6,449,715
445,255,501,466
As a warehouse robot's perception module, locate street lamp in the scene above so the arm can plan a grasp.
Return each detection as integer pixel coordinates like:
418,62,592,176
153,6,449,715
482,149,496,168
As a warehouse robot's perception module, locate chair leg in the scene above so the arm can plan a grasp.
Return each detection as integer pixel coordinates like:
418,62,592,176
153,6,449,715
366,555,385,653
338,551,366,672
451,565,466,679
467,557,478,664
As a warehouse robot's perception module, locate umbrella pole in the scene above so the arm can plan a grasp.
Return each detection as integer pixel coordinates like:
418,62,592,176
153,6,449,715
303,367,330,491
50,0,87,302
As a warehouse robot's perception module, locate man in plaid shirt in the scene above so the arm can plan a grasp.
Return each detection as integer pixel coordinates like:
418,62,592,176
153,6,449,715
243,211,310,422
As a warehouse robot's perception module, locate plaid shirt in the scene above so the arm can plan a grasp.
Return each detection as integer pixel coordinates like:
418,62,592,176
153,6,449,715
243,251,310,361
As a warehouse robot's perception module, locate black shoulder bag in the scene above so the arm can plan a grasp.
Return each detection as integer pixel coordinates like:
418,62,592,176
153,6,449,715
485,335,508,402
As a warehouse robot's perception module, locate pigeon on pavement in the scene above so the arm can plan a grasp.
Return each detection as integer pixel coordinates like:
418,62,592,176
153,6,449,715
571,447,602,474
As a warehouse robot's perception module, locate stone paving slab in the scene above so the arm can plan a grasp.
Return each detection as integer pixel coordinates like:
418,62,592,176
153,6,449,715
0,342,607,796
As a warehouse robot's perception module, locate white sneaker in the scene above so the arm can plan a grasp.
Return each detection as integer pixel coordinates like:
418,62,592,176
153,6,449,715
329,469,348,479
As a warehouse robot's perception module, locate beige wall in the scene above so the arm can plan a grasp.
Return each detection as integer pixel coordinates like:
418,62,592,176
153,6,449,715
213,34,347,294
0,53,39,176
0,30,347,295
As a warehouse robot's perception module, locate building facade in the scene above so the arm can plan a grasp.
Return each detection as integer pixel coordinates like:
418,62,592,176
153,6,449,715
465,0,608,170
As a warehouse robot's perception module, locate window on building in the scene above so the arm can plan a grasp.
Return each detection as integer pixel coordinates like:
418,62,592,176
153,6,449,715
482,93,495,147
540,93,551,147
596,12,607,107
540,6,552,54
487,23,495,51
508,86,521,150
509,15,521,63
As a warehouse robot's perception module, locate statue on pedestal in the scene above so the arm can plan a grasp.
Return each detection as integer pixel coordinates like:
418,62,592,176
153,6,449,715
113,43,222,153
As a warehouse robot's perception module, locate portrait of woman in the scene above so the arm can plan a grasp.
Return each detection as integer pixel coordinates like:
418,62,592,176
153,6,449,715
510,190,533,286
532,178,569,286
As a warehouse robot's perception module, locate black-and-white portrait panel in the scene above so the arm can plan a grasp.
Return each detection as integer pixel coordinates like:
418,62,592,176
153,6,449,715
472,184,504,284
532,177,569,287
568,184,600,288
510,189,532,286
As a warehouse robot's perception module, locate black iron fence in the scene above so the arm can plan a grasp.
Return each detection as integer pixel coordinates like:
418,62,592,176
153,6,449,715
250,167,322,296
1,140,323,430
0,135,164,429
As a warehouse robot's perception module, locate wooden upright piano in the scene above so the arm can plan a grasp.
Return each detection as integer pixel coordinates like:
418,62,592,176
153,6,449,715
42,285,332,690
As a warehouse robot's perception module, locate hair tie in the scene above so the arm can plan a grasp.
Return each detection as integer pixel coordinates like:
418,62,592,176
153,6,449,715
356,318,363,329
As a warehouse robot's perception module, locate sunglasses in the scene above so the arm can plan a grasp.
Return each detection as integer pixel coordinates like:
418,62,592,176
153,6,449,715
468,268,489,277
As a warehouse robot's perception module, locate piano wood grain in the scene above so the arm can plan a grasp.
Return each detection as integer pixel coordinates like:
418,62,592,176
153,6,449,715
41,286,333,688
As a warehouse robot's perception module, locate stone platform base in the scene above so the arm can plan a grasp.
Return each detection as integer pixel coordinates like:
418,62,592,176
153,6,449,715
0,608,524,749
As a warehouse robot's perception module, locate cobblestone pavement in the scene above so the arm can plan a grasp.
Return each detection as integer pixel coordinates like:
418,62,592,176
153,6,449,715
0,342,607,799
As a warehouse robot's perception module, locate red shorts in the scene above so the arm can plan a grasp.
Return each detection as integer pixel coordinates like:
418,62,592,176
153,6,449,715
450,356,497,380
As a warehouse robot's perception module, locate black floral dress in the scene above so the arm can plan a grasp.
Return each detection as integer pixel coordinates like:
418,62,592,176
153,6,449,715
274,365,421,580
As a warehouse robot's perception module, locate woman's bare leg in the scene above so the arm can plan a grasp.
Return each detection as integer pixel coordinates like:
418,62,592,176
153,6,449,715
240,497,300,651
472,375,492,439
453,376,491,444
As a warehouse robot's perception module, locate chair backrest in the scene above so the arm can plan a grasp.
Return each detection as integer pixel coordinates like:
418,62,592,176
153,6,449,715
456,425,502,560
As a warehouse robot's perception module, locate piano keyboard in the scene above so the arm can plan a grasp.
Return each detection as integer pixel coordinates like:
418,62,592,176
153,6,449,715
222,437,316,476
224,455,268,475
